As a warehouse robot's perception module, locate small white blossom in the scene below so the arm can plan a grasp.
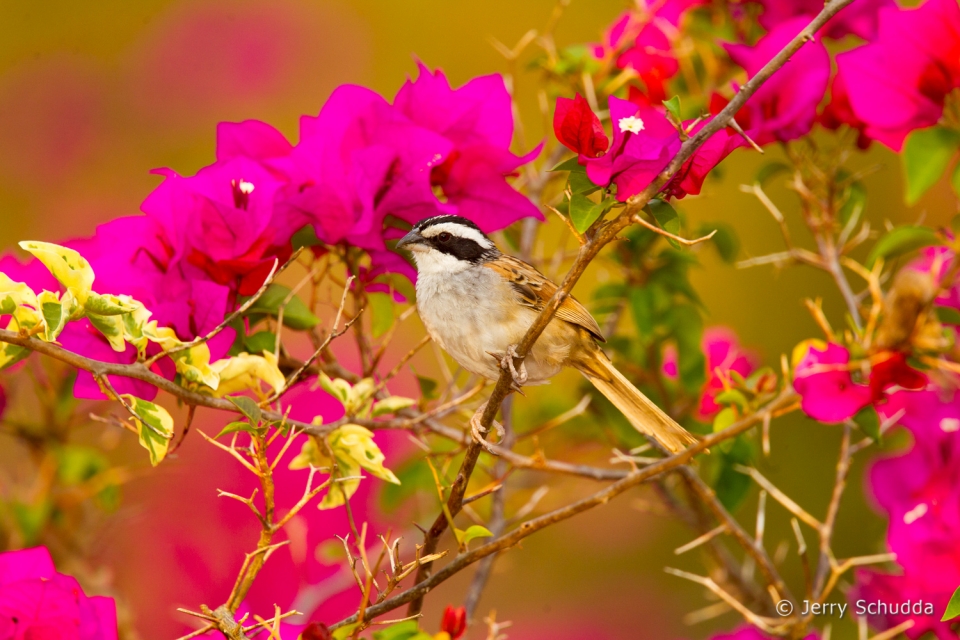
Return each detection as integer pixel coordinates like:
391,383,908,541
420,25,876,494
941,418,960,433
618,116,645,134
903,503,928,525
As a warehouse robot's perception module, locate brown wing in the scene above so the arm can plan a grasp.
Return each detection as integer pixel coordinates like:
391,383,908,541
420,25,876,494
483,254,605,342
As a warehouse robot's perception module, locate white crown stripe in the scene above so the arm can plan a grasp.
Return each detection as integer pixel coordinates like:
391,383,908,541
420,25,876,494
420,221,494,250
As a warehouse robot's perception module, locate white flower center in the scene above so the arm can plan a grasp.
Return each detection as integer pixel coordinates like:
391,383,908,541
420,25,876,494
903,503,928,524
941,418,960,433
618,116,645,134
237,179,255,195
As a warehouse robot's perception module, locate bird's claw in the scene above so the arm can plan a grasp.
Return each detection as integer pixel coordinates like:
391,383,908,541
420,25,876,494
470,401,504,444
487,344,527,389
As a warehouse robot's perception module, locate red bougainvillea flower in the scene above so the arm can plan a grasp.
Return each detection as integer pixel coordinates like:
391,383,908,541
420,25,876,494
554,94,609,158
697,327,758,419
593,0,705,103
394,63,543,232
743,0,895,40
661,118,740,199
0,546,118,640
819,71,874,150
142,155,293,296
853,389,960,640
714,18,830,146
868,351,927,404
440,605,468,640
836,0,960,151
792,340,872,423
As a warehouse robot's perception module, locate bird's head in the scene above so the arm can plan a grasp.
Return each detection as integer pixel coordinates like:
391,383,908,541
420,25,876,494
397,215,499,274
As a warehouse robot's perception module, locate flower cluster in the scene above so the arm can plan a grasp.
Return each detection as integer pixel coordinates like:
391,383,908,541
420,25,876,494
0,63,538,400
852,389,960,639
0,546,118,640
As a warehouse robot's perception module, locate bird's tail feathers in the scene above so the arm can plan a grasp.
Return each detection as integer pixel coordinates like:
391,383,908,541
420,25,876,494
576,351,698,454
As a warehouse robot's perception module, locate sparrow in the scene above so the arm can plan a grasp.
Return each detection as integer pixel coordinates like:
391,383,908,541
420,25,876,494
397,214,697,454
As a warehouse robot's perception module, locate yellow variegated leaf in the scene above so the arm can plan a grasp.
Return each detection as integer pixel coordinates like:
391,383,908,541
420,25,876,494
85,292,141,316
119,394,174,466
36,290,71,342
0,273,39,311
19,241,95,305
87,312,127,352
120,305,154,355
0,319,30,369
287,436,331,471
141,322,181,351
331,424,400,485
209,350,285,398
173,344,219,390
317,372,351,404
346,378,377,414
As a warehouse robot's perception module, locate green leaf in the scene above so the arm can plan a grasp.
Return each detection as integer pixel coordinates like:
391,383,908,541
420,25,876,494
416,374,439,400
244,284,319,330
646,200,681,248
853,405,881,443
839,180,866,227
629,287,656,336
372,396,416,417
0,343,30,370
243,330,276,354
228,395,262,425
11,500,52,546
754,161,790,186
569,192,601,233
662,96,681,121
866,225,941,267
120,395,174,466
712,407,737,433
368,292,394,339
936,306,960,325
712,435,754,511
568,170,598,195
455,524,494,547
40,300,66,341
714,390,748,411
291,223,321,249
701,222,739,263
318,372,352,404
332,623,360,640
942,585,960,621
903,125,960,204
373,620,423,640
668,304,706,393
550,156,581,172
216,421,261,439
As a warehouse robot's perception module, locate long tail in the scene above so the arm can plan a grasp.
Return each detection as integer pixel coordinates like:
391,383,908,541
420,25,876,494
575,348,698,454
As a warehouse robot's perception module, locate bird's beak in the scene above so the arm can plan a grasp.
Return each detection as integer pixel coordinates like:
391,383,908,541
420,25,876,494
397,229,426,251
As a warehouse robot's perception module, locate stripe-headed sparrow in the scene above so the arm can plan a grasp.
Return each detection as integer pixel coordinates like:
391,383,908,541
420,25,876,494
397,215,696,453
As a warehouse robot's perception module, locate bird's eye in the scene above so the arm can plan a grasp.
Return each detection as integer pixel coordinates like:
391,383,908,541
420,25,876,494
437,232,452,243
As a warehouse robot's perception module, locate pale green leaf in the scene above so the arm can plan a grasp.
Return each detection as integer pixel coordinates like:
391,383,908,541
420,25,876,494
903,125,960,204
120,394,174,466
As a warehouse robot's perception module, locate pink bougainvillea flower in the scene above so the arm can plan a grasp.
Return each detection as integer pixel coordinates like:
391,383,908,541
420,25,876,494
582,97,682,201
836,0,960,151
743,0,895,40
142,155,294,296
0,546,118,640
593,1,705,103
715,18,830,146
393,63,543,232
854,389,960,640
792,340,872,422
697,327,758,419
710,625,818,640
553,94,609,159
278,84,452,251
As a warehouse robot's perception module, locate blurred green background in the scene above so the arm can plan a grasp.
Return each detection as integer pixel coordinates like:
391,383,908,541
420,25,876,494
0,1,957,638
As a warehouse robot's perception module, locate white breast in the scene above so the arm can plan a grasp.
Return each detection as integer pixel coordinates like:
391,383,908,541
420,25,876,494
414,265,567,383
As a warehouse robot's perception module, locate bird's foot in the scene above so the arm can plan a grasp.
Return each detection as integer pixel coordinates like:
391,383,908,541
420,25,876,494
487,344,527,390
470,401,505,444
